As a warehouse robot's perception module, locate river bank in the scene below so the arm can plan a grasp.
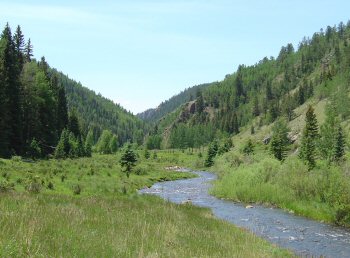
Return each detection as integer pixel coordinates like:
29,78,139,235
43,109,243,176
140,170,350,257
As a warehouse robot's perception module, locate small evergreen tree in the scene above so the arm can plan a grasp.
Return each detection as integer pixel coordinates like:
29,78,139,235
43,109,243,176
242,139,254,155
319,102,338,162
55,129,70,159
76,137,85,157
84,141,92,157
205,140,218,167
196,90,205,114
24,38,33,62
270,118,290,161
334,126,345,161
299,106,319,170
68,111,81,138
120,143,137,178
109,135,118,153
28,138,41,159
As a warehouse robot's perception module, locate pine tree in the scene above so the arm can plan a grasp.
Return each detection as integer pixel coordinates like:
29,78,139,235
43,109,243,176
232,112,239,134
24,38,33,62
76,137,85,157
85,129,94,147
319,102,338,162
299,106,319,170
57,85,69,133
196,90,204,114
270,118,290,161
109,135,118,153
68,111,81,138
204,140,218,167
120,143,137,178
84,140,92,157
13,25,25,69
55,129,70,159
0,23,22,156
334,126,345,161
252,96,260,116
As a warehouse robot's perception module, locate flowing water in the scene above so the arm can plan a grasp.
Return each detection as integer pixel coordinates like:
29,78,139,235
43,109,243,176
139,170,350,257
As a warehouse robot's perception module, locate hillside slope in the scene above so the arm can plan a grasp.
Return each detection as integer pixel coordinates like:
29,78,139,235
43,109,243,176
151,21,350,149
52,69,146,145
137,83,212,123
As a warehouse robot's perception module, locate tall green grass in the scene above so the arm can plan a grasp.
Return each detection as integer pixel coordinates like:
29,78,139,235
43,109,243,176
0,151,290,257
0,193,290,257
211,150,350,225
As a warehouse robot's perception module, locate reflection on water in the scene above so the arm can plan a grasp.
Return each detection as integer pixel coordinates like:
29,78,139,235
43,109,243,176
140,170,350,257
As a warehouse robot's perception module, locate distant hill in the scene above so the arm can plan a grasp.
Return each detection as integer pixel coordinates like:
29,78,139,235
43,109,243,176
52,69,146,145
137,83,213,123
148,21,350,149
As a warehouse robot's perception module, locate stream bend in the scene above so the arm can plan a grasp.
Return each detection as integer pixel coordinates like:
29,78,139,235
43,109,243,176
139,170,350,257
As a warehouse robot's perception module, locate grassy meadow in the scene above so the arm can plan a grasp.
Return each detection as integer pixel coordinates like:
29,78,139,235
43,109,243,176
211,142,350,226
0,151,290,257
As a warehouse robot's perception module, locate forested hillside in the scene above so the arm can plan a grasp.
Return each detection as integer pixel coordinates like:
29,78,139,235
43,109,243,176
149,21,350,149
52,69,146,146
0,23,145,158
0,24,69,158
138,83,211,123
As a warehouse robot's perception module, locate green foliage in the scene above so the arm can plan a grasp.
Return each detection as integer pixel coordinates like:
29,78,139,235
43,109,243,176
169,123,215,149
205,140,218,167
0,179,13,192
318,101,346,163
218,138,233,155
144,148,150,159
270,118,290,161
68,110,81,138
147,20,350,147
0,24,69,158
146,135,162,150
109,135,118,153
28,138,41,160
212,152,350,226
72,184,82,195
0,189,289,257
96,130,118,154
299,106,319,170
120,144,138,177
138,83,210,122
242,139,254,155
54,129,70,159
25,175,42,194
334,126,345,161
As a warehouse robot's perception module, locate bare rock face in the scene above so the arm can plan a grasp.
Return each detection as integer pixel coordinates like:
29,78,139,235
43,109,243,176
288,132,300,143
263,135,271,145
189,102,196,114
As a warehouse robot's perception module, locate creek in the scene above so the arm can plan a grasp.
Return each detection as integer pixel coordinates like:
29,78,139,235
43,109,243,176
139,170,350,257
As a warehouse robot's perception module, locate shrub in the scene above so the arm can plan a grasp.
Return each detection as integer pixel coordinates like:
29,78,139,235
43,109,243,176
134,166,147,176
25,176,42,194
47,181,54,190
72,184,81,195
0,179,13,192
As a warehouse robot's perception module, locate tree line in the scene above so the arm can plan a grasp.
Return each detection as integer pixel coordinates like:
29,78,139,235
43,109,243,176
0,23,71,158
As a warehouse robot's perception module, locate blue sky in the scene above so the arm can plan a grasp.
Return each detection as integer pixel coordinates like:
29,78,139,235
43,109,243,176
1,0,350,113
